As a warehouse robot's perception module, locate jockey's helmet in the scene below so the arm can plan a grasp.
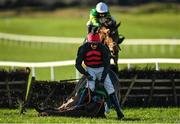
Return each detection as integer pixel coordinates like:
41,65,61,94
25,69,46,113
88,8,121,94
96,2,108,16
87,33,100,44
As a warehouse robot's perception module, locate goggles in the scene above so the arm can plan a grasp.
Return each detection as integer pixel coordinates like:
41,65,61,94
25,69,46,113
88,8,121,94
98,12,107,17
90,42,99,46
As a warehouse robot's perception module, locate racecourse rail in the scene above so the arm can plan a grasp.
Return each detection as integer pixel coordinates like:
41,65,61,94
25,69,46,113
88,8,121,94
0,32,180,45
0,58,180,80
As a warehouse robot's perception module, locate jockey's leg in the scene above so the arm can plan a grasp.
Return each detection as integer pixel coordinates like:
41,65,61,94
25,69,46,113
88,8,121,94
76,67,96,106
87,25,98,34
86,21,92,33
109,92,124,119
88,25,92,33
103,74,124,119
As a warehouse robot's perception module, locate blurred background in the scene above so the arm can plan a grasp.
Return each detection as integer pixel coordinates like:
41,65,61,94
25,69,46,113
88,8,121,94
0,0,179,9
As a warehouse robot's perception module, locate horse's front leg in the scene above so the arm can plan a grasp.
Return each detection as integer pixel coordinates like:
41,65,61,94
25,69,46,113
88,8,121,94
113,46,119,70
113,55,118,67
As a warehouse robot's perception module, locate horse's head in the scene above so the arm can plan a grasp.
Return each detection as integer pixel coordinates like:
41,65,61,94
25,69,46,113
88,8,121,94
98,27,116,53
99,27,109,35
99,26,110,43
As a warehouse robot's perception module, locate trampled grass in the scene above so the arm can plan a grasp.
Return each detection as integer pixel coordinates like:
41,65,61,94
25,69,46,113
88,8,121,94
0,108,180,123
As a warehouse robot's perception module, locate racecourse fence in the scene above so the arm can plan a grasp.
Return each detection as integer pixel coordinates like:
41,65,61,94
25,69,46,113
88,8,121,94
118,69,180,107
0,58,180,80
1,32,180,60
29,68,180,108
0,68,30,108
29,78,76,108
1,32,180,45
0,59,180,108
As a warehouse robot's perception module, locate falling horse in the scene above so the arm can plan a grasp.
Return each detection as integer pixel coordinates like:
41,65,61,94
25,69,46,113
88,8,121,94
35,76,106,118
34,70,121,118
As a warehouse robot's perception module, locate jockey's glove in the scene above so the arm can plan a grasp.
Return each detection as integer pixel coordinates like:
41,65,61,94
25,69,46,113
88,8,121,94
85,72,93,81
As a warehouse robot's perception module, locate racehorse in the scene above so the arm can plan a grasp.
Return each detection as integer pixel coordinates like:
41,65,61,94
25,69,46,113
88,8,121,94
99,26,120,69
98,18,124,72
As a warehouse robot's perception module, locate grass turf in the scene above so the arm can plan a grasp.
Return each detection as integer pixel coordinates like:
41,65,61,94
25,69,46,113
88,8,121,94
0,108,179,123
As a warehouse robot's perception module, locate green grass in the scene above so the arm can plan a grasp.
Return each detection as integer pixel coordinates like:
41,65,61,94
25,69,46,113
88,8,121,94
0,108,179,123
0,40,180,80
119,13,180,39
1,41,180,62
0,17,87,37
0,41,79,62
0,4,180,39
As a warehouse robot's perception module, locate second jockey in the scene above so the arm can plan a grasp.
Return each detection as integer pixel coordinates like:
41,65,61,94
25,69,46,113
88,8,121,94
87,2,124,46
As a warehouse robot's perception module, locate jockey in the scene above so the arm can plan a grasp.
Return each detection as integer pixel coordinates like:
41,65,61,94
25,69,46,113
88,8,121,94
87,2,124,45
87,2,112,32
75,32,124,119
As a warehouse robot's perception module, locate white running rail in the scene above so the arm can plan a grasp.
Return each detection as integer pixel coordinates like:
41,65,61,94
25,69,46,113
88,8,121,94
0,32,180,45
0,58,180,80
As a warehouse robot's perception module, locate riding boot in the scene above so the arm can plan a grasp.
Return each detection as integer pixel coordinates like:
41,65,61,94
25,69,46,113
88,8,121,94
88,25,92,33
109,93,124,119
76,88,88,106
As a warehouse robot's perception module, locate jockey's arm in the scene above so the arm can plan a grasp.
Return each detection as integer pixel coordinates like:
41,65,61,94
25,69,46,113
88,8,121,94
89,15,100,27
100,44,111,83
87,8,100,27
75,45,89,76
